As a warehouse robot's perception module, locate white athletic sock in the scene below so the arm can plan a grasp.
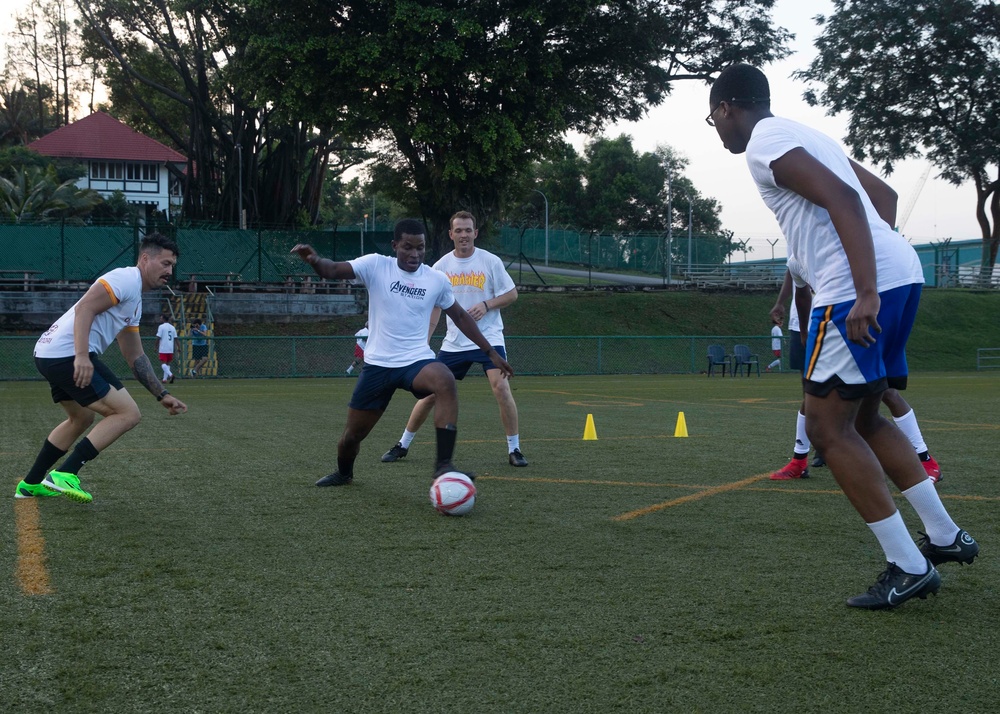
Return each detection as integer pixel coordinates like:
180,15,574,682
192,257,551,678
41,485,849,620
507,435,520,453
901,479,959,545
162,366,170,380
399,429,417,449
867,510,928,574
793,411,810,456
893,409,928,454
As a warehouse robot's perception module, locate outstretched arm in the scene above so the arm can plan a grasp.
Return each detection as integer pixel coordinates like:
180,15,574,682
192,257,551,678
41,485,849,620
771,148,880,347
116,330,187,414
290,244,357,281
443,302,514,378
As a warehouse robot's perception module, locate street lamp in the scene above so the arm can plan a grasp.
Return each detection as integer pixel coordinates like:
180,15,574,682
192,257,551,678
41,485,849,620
236,143,244,229
532,189,549,266
682,192,693,277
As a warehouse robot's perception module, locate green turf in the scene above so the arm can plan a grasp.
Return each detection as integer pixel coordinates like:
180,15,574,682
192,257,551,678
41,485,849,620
2,374,998,712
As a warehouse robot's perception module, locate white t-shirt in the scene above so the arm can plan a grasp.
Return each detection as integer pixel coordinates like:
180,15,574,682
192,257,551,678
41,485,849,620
348,254,455,367
771,325,782,351
157,322,178,353
747,117,924,307
34,266,143,358
786,255,809,332
433,248,516,352
355,326,369,350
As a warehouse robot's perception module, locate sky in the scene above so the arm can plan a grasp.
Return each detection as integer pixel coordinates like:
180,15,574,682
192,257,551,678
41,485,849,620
1,0,983,255
583,0,982,259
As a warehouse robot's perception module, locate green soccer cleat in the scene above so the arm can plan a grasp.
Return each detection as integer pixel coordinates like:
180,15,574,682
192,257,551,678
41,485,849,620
41,471,93,504
15,480,62,499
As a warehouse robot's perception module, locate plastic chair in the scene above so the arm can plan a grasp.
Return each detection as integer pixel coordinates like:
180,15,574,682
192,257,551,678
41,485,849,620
732,344,760,377
707,344,730,377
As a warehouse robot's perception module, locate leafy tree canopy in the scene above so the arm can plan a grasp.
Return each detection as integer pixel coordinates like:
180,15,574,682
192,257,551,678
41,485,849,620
239,0,791,255
797,0,1000,272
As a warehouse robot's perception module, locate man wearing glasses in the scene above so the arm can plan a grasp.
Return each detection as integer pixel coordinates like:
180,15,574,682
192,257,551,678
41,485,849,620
706,64,978,610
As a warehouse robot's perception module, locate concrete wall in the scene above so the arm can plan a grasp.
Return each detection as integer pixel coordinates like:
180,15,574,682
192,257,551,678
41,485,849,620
0,289,363,329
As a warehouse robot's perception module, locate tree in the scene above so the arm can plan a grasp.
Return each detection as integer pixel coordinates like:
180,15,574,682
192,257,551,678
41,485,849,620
239,0,791,256
75,0,364,228
0,164,102,223
797,0,1000,281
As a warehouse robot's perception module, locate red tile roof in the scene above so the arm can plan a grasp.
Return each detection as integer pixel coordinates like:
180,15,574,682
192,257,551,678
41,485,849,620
28,111,186,163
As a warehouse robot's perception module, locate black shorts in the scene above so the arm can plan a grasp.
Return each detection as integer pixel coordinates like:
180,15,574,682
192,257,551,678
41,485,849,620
35,352,123,406
348,359,437,411
193,345,208,359
437,346,507,380
789,330,805,373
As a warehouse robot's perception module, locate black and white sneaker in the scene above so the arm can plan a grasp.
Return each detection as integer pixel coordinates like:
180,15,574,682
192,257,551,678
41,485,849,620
812,453,826,468
846,560,940,610
917,529,979,566
508,449,528,467
316,472,353,487
381,443,408,462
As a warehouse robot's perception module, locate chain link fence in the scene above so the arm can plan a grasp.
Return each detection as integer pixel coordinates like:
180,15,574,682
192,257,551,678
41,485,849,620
0,335,781,381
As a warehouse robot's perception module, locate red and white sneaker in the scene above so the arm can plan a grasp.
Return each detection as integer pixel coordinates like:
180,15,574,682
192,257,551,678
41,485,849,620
770,458,810,481
922,455,941,483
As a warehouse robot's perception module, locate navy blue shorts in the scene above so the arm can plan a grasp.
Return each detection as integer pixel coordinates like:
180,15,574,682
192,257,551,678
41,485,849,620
349,359,437,411
35,352,123,407
789,330,805,372
438,346,507,380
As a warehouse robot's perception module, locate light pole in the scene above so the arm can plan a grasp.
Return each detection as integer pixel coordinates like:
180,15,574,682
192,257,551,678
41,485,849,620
665,167,672,285
236,143,244,229
532,189,549,266
683,192,693,277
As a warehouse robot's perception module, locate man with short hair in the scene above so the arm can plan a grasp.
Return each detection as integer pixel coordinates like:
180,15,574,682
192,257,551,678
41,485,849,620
708,63,977,610
190,319,209,376
291,218,514,487
17,233,188,503
381,211,527,468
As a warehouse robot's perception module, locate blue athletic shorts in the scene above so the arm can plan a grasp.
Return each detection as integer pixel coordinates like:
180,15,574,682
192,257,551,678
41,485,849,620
348,359,437,411
803,283,921,399
35,352,123,406
437,346,507,380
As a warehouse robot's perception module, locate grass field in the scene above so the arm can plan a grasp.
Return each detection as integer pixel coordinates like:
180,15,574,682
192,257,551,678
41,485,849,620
2,373,998,713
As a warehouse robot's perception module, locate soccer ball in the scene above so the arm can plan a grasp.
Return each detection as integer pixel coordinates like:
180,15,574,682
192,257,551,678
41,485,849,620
429,472,476,516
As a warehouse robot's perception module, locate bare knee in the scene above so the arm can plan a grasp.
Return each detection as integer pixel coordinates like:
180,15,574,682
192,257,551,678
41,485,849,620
70,410,96,431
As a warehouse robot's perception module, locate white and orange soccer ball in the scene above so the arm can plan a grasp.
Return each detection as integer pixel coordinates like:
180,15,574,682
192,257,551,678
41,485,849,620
429,472,476,516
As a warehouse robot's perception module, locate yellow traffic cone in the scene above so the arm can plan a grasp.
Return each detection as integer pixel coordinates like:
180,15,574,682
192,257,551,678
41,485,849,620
583,413,598,440
674,412,689,438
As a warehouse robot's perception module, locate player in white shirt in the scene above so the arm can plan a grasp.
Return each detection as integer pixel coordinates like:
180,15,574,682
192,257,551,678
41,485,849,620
17,233,188,503
346,322,368,375
291,218,513,488
381,211,527,468
709,64,977,610
767,323,782,372
156,314,178,383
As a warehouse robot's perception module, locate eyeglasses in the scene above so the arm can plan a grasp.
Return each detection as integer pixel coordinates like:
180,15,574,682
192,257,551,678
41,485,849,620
705,96,769,127
705,104,722,127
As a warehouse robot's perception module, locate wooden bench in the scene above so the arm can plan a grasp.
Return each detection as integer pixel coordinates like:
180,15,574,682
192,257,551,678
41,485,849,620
0,269,43,291
186,272,241,292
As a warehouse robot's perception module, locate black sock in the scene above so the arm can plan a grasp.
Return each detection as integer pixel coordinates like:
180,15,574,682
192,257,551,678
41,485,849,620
792,452,809,460
917,451,930,462
435,425,458,469
337,456,355,478
25,439,68,484
59,438,100,476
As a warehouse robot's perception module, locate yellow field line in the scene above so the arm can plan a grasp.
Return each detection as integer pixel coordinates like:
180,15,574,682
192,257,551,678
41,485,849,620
14,500,53,596
612,473,772,521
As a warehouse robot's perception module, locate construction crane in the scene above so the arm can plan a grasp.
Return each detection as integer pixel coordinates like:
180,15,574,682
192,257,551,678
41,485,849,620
896,163,931,235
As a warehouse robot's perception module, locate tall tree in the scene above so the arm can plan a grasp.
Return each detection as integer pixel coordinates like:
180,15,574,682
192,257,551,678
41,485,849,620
797,0,1000,281
239,0,791,256
75,0,363,227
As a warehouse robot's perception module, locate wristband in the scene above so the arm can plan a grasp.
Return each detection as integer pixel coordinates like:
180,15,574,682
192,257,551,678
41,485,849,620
157,390,169,401
482,301,490,312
